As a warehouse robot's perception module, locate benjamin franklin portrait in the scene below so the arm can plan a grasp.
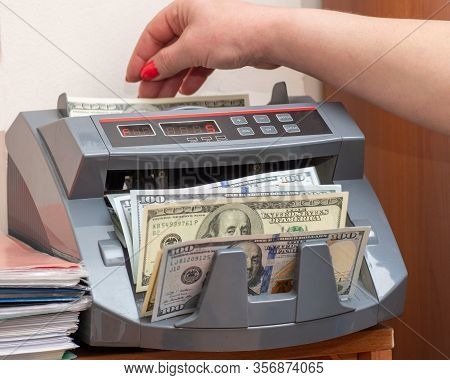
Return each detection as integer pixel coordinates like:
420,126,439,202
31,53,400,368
231,241,264,295
196,203,264,239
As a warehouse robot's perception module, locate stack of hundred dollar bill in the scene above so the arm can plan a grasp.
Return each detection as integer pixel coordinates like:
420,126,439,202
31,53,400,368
91,94,371,323
107,166,370,323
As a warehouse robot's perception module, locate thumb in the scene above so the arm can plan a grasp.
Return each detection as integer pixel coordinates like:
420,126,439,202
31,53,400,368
140,41,192,81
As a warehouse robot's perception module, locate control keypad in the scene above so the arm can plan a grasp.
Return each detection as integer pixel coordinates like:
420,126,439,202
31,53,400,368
230,112,302,137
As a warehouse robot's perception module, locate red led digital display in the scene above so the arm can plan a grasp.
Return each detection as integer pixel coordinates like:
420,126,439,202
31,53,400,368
160,120,221,136
117,124,155,138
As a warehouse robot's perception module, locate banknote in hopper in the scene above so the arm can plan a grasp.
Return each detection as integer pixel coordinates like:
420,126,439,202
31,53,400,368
145,227,370,321
137,192,348,292
60,94,250,117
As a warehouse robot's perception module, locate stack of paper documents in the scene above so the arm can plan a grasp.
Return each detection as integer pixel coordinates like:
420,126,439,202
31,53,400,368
0,235,91,359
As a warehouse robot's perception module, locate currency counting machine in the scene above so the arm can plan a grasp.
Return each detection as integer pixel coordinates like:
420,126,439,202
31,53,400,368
6,84,407,351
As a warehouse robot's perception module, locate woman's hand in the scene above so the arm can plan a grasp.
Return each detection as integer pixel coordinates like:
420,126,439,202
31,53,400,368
126,0,280,98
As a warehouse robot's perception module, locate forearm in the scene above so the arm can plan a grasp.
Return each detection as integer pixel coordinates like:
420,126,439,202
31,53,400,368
264,9,450,134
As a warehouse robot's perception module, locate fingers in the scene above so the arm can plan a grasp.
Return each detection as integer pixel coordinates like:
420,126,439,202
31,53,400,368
179,67,215,95
138,69,189,98
137,81,165,99
126,2,181,82
140,39,193,81
138,66,213,98
157,69,189,97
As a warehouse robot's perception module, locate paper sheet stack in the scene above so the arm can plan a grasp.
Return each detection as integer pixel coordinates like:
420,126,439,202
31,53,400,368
0,235,91,359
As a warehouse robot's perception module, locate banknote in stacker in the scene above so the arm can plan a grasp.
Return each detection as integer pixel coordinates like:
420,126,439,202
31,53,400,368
144,227,369,321
137,192,348,292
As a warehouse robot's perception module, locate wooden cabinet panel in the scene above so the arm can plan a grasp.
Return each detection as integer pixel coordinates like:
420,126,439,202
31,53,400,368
323,0,450,359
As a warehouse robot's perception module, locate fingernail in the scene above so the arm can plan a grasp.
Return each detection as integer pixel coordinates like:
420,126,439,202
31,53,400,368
140,61,159,81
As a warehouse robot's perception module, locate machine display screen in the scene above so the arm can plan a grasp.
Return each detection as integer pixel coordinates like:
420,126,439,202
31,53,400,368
117,124,155,138
159,120,221,136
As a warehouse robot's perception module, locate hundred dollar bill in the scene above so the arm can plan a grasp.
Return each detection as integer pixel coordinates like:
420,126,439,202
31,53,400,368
137,192,348,292
146,227,370,321
60,93,250,117
132,184,338,262
131,167,322,277
134,185,340,291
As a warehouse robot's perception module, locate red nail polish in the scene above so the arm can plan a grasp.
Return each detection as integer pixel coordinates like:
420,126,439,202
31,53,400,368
140,61,159,81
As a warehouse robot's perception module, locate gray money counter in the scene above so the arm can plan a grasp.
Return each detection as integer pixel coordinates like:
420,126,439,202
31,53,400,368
6,86,407,351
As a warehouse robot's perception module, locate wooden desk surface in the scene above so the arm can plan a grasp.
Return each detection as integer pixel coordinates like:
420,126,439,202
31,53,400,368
76,324,394,360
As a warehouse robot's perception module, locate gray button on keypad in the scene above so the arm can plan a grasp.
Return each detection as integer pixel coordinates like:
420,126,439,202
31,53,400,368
283,124,300,133
260,126,278,135
230,116,248,125
237,127,255,136
253,115,270,123
276,113,294,122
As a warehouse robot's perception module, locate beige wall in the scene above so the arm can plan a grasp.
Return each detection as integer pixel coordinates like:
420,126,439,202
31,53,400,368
0,0,322,234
